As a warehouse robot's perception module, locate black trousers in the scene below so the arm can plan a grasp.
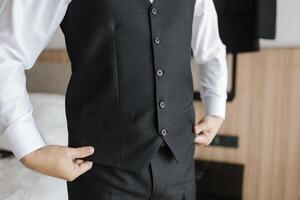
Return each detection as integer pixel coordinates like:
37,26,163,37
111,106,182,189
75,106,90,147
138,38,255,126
67,143,196,200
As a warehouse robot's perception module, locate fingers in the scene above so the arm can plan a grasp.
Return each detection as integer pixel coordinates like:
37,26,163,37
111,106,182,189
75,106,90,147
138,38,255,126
74,159,85,165
194,133,211,146
66,160,93,182
65,146,94,181
73,161,94,179
194,120,211,146
194,121,208,135
67,146,95,159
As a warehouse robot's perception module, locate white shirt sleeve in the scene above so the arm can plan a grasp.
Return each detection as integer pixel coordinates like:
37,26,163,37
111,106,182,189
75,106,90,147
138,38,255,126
191,0,228,119
0,0,70,159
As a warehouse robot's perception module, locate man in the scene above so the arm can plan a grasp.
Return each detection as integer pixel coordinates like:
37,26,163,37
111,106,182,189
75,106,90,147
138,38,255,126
0,0,227,199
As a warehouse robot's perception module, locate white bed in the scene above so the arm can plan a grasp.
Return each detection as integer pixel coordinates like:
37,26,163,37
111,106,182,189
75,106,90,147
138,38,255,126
0,93,69,200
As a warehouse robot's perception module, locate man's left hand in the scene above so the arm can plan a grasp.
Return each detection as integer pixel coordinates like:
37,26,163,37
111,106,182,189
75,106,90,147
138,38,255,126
193,115,224,146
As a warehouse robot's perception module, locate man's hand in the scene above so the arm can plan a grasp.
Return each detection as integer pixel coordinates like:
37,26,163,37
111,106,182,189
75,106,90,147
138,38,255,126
20,145,94,181
193,115,224,146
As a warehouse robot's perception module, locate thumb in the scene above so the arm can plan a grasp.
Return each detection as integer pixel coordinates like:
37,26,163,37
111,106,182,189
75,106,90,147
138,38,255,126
67,146,95,159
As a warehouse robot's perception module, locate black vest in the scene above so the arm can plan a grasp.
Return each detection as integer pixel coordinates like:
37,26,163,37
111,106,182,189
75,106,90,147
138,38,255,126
60,0,196,172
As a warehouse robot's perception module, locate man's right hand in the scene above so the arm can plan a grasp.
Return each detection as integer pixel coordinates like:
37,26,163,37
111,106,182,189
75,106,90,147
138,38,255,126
20,145,94,181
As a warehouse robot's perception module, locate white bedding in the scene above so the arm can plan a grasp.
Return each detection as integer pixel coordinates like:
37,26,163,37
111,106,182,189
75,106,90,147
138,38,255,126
0,93,68,200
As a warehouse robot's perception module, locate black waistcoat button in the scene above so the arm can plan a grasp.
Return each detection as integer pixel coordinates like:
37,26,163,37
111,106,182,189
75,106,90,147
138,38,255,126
156,69,164,77
161,128,167,136
154,36,160,44
151,7,157,15
159,101,165,109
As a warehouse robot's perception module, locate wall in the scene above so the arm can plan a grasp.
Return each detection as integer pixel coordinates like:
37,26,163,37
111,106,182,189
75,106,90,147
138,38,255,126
193,48,300,200
261,0,300,47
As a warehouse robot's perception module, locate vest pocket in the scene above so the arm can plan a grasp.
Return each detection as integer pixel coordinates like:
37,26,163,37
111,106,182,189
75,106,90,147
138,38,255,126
176,100,196,126
80,110,135,168
178,100,194,112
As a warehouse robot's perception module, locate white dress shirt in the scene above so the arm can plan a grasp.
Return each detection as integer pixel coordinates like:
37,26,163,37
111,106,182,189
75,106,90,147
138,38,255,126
0,0,228,160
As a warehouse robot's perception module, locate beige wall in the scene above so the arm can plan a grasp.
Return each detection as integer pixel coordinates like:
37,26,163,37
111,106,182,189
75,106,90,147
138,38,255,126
194,48,300,200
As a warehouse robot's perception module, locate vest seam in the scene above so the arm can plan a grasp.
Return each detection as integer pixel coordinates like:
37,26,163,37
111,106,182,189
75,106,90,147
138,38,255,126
113,27,122,168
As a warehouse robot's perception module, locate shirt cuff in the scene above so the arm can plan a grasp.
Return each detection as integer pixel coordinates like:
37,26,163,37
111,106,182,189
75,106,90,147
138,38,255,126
202,97,227,119
2,121,46,160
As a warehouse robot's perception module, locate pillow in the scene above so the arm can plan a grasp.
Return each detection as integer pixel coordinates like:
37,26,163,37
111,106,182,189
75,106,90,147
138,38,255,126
0,92,68,152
